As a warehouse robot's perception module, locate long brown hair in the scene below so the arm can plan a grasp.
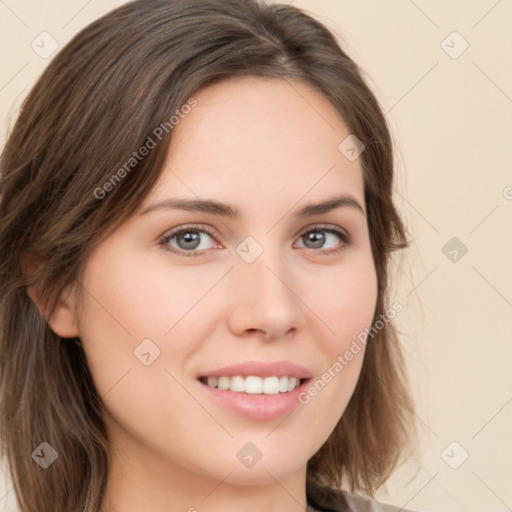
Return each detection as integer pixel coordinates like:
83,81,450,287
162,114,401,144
0,1,416,510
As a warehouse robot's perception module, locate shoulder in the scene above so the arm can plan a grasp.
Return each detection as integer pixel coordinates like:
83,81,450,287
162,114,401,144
307,483,416,512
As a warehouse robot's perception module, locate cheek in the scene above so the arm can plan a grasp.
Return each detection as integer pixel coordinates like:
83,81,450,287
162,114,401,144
294,256,377,444
306,253,378,355
79,248,207,339
76,250,224,390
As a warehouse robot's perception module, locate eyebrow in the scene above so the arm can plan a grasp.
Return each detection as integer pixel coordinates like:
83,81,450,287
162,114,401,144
140,193,366,218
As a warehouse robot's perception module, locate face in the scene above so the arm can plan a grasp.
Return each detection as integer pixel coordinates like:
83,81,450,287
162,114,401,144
62,77,377,491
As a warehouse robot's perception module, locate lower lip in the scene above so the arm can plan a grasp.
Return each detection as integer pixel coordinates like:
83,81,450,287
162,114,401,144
197,378,311,421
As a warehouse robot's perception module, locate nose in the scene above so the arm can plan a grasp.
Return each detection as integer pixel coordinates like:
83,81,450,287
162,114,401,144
226,243,305,341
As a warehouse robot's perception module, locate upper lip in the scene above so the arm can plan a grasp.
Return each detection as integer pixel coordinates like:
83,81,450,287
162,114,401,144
198,360,313,379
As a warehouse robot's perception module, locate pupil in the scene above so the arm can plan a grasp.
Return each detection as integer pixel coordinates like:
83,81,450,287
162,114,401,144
179,231,200,250
305,231,325,249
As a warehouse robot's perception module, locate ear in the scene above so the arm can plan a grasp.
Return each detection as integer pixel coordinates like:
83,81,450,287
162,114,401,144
22,253,80,338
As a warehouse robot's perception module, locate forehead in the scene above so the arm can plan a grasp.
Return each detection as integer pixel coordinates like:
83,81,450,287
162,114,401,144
147,76,364,211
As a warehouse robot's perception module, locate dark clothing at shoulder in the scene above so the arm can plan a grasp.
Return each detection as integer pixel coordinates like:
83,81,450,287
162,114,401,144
307,483,350,512
307,484,416,512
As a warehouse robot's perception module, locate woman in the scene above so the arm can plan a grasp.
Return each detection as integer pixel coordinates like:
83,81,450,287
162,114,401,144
0,1,417,511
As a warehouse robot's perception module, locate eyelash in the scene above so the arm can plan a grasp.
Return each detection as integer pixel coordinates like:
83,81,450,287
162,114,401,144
158,223,352,258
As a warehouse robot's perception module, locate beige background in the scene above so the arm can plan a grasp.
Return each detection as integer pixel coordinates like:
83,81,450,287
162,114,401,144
1,1,511,511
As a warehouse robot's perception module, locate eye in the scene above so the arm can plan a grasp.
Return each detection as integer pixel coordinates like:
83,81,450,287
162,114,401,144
159,225,218,257
294,225,351,255
159,223,351,257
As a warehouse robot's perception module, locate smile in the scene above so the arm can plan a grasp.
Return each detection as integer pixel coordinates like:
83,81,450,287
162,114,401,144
199,375,303,394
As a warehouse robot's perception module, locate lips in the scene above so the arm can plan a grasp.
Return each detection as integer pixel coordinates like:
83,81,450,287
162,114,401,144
196,361,314,419
196,369,312,421
197,360,313,380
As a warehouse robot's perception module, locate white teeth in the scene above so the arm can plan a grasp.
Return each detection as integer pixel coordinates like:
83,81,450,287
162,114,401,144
287,377,298,391
230,375,245,392
245,376,263,394
262,376,279,395
203,375,302,394
217,376,230,390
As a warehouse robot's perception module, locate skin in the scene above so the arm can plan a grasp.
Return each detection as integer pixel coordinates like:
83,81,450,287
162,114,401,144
37,76,378,512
